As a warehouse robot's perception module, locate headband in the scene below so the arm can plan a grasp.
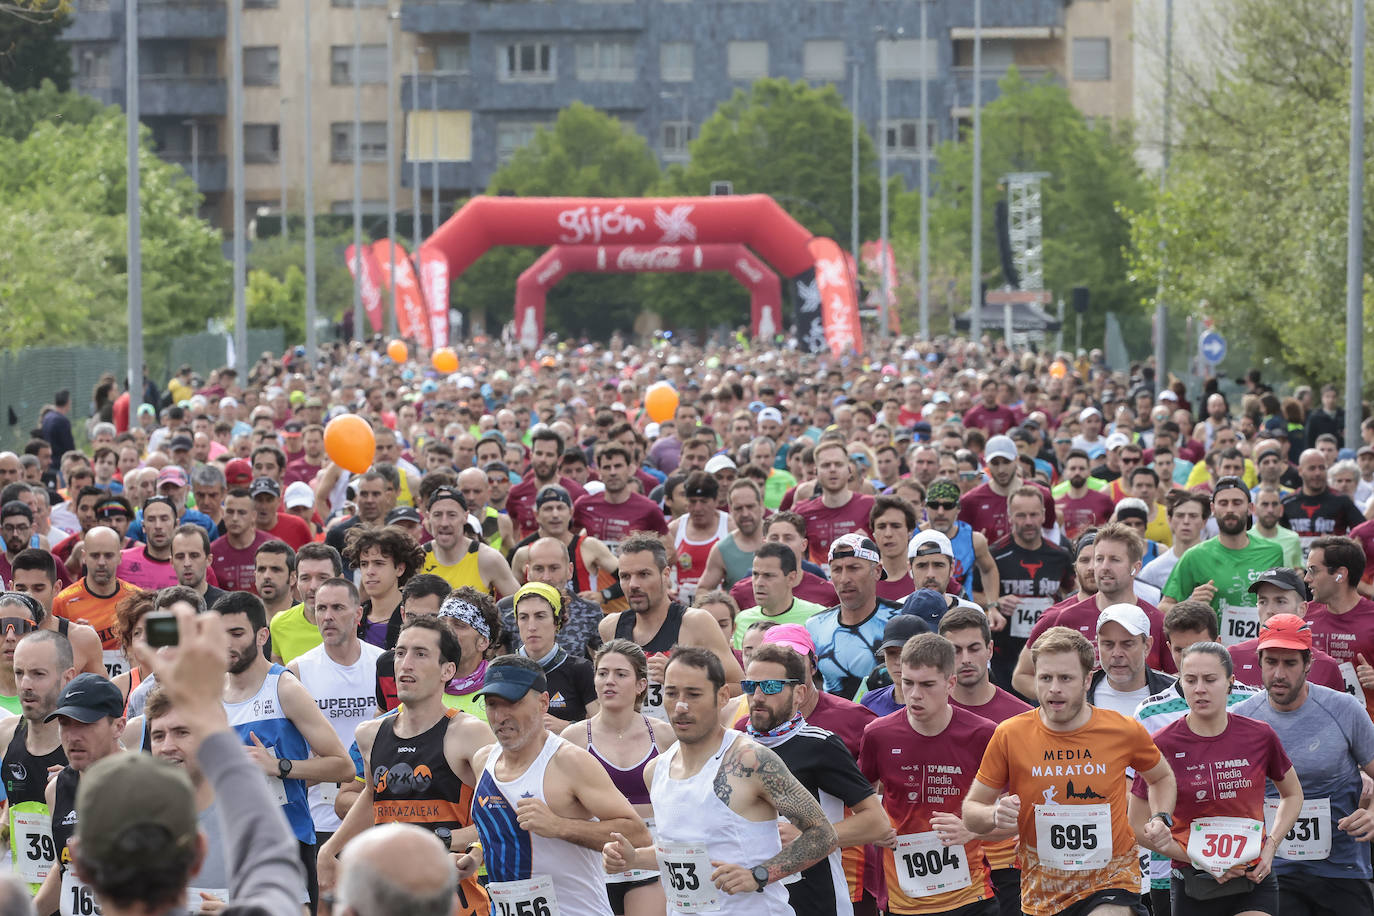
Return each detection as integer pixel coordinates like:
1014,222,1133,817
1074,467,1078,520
514,581,564,618
437,595,490,640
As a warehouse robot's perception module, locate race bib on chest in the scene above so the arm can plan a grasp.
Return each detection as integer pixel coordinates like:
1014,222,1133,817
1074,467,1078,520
1034,804,1112,871
61,868,102,916
656,840,720,912
11,808,54,884
1010,598,1053,640
1187,816,1263,878
320,781,340,806
894,831,971,898
1265,797,1331,861
489,875,559,916
101,649,126,680
1220,605,1260,646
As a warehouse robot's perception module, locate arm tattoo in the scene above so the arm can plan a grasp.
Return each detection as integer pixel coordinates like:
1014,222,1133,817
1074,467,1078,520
712,741,753,807
751,743,839,880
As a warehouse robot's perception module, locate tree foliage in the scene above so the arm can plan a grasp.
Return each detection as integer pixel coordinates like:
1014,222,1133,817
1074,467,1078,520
895,69,1150,350
1124,0,1374,389
246,229,356,339
0,4,71,91
0,86,229,348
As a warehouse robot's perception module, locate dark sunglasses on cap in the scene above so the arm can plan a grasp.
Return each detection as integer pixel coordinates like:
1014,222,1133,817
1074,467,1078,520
741,678,800,695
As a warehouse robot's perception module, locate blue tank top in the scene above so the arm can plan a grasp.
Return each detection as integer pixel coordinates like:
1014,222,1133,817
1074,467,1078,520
225,665,315,844
946,521,976,599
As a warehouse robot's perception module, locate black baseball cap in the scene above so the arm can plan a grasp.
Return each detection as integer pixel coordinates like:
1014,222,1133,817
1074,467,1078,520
249,477,281,498
427,486,467,512
1248,566,1309,599
386,506,422,525
46,673,125,724
878,614,930,652
535,485,572,509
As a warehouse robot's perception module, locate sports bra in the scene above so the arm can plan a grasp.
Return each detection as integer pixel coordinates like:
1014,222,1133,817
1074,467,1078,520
585,717,657,805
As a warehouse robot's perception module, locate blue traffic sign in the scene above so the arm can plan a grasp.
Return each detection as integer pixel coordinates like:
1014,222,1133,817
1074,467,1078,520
1199,330,1227,365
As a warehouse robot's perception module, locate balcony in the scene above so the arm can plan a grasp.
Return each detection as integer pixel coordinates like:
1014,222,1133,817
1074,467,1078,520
402,0,646,35
138,0,226,40
950,66,1056,113
406,71,648,113
401,159,476,194
162,152,228,193
140,75,226,116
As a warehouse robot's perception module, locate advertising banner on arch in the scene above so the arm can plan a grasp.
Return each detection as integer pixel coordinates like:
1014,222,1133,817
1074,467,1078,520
415,248,451,348
343,243,385,334
861,239,901,334
370,239,431,348
807,237,862,357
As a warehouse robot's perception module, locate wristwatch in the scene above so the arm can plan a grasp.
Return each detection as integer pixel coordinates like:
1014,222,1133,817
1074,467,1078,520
751,865,769,892
277,757,293,779
1150,812,1174,828
434,827,453,851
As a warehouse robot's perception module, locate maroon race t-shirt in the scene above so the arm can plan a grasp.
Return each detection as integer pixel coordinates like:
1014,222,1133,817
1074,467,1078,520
959,481,1057,545
1028,593,1172,673
572,491,667,554
264,512,313,550
1228,638,1347,692
1055,489,1116,543
284,458,324,488
210,530,274,593
508,475,589,541
1131,714,1291,864
1306,596,1374,716
1352,519,1374,586
795,492,875,566
950,686,1033,725
963,404,1020,436
876,571,914,603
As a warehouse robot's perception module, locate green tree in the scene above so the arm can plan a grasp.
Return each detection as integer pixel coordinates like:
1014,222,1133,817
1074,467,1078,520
1125,0,1373,389
0,98,229,348
246,228,356,332
246,265,306,343
452,102,661,337
895,69,1150,350
644,78,882,329
0,79,100,139
0,4,72,91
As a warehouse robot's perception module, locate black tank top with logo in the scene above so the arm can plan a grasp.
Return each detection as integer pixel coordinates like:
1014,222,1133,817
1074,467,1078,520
3,718,66,808
370,709,472,831
51,766,79,876
614,602,687,654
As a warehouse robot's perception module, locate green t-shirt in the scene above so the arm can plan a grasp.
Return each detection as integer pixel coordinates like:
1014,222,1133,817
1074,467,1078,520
732,598,826,649
0,693,18,716
442,690,488,722
1255,528,1303,570
1050,476,1108,498
268,603,324,665
763,469,797,510
1162,536,1285,644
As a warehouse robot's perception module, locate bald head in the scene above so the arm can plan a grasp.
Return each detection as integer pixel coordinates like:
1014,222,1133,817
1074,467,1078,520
338,823,455,916
526,536,570,587
82,526,122,589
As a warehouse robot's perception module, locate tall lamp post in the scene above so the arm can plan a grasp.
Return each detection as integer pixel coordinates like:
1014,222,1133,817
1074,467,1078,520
350,0,363,340
918,0,931,341
875,26,903,340
385,9,399,338
230,0,246,376
303,0,317,365
1346,0,1366,448
127,0,142,411
969,0,984,342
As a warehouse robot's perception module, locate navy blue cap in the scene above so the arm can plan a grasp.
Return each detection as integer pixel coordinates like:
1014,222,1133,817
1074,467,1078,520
475,663,548,703
899,589,953,629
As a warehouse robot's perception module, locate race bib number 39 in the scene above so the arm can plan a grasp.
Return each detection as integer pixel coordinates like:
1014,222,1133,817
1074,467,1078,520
12,808,54,883
1034,804,1112,871
1220,605,1260,646
1264,797,1331,861
656,841,720,913
489,874,558,916
1187,816,1263,878
894,831,971,898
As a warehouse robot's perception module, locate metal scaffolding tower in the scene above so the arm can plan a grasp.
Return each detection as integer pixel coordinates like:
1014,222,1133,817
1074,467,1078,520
1004,172,1050,290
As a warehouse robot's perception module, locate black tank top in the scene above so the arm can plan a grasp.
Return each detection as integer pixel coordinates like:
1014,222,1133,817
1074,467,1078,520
371,709,474,831
614,602,687,654
51,766,78,877
3,718,66,807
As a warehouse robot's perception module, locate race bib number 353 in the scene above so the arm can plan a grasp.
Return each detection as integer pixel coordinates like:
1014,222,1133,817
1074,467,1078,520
655,841,720,913
1034,804,1112,871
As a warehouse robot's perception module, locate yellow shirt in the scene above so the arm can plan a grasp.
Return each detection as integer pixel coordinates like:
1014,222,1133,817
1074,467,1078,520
1144,503,1173,547
421,544,489,592
268,603,323,664
1185,457,1257,489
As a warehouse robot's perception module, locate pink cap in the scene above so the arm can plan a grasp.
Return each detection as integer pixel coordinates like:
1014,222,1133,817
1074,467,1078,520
761,624,815,658
156,466,188,488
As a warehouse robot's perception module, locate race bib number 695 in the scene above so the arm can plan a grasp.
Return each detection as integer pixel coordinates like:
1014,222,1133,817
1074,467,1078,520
1034,804,1112,871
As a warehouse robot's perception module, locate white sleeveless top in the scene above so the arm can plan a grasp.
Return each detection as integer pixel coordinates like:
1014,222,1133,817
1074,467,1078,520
293,641,383,830
473,732,614,916
651,730,795,915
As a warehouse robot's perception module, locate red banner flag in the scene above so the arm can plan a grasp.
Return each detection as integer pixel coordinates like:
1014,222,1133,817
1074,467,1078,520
415,247,450,348
807,237,862,357
343,243,385,334
370,239,431,348
861,239,901,334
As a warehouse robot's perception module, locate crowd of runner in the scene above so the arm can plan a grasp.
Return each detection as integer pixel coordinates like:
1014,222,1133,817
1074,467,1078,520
1,331,1373,916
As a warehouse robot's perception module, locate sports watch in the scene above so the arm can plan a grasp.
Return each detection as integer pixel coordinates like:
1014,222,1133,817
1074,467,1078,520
1150,812,1174,828
277,757,293,779
751,865,769,892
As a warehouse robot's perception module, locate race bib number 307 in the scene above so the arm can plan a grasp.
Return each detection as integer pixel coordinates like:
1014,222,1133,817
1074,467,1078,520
1186,816,1263,878
1034,804,1112,871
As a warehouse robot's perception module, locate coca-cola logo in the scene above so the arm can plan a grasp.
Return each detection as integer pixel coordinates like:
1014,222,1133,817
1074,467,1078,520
535,258,562,285
556,204,646,244
735,257,764,283
615,246,682,271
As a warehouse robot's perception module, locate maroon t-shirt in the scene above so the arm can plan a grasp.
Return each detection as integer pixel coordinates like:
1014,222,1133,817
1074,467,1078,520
950,686,1032,724
1029,593,1172,673
264,512,313,550
284,457,324,488
1306,596,1374,715
876,571,914,603
962,404,1020,436
959,481,1056,545
508,474,589,541
795,492,875,566
1054,489,1115,543
1352,519,1374,586
1228,637,1347,692
572,491,667,554
209,530,274,593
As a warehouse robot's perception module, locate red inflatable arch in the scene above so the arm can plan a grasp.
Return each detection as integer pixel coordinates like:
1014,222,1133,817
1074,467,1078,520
513,243,783,347
420,195,861,355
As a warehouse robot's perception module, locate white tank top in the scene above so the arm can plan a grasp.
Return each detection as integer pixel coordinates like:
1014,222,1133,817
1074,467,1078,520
474,733,614,916
293,641,383,831
651,730,794,915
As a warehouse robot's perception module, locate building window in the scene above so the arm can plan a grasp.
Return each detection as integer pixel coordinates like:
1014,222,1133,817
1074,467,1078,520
331,0,388,5
575,40,635,82
878,38,937,79
406,110,474,162
727,40,768,80
244,123,280,163
499,42,555,81
660,42,693,82
243,46,279,86
244,0,277,8
331,45,388,85
143,42,219,79
76,46,112,89
331,121,388,162
496,121,549,163
803,40,845,80
432,37,471,74
661,121,692,159
1073,38,1110,81
885,119,936,157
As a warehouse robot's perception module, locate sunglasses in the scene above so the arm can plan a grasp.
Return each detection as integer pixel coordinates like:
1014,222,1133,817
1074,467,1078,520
926,501,958,511
740,678,800,695
0,618,35,637
958,471,979,480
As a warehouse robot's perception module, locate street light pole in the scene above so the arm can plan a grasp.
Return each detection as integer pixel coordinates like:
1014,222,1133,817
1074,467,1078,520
850,59,859,266
126,0,142,412
351,0,363,340
431,74,439,238
412,49,421,245
1154,0,1172,390
385,10,398,338
230,0,246,377
1346,0,1366,448
969,0,983,342
279,95,287,241
876,26,900,340
919,0,930,341
303,0,317,363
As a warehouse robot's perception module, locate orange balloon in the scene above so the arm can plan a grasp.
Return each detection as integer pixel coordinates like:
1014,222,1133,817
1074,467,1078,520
1049,360,1067,380
387,339,408,363
644,383,679,423
324,414,376,474
432,347,459,374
